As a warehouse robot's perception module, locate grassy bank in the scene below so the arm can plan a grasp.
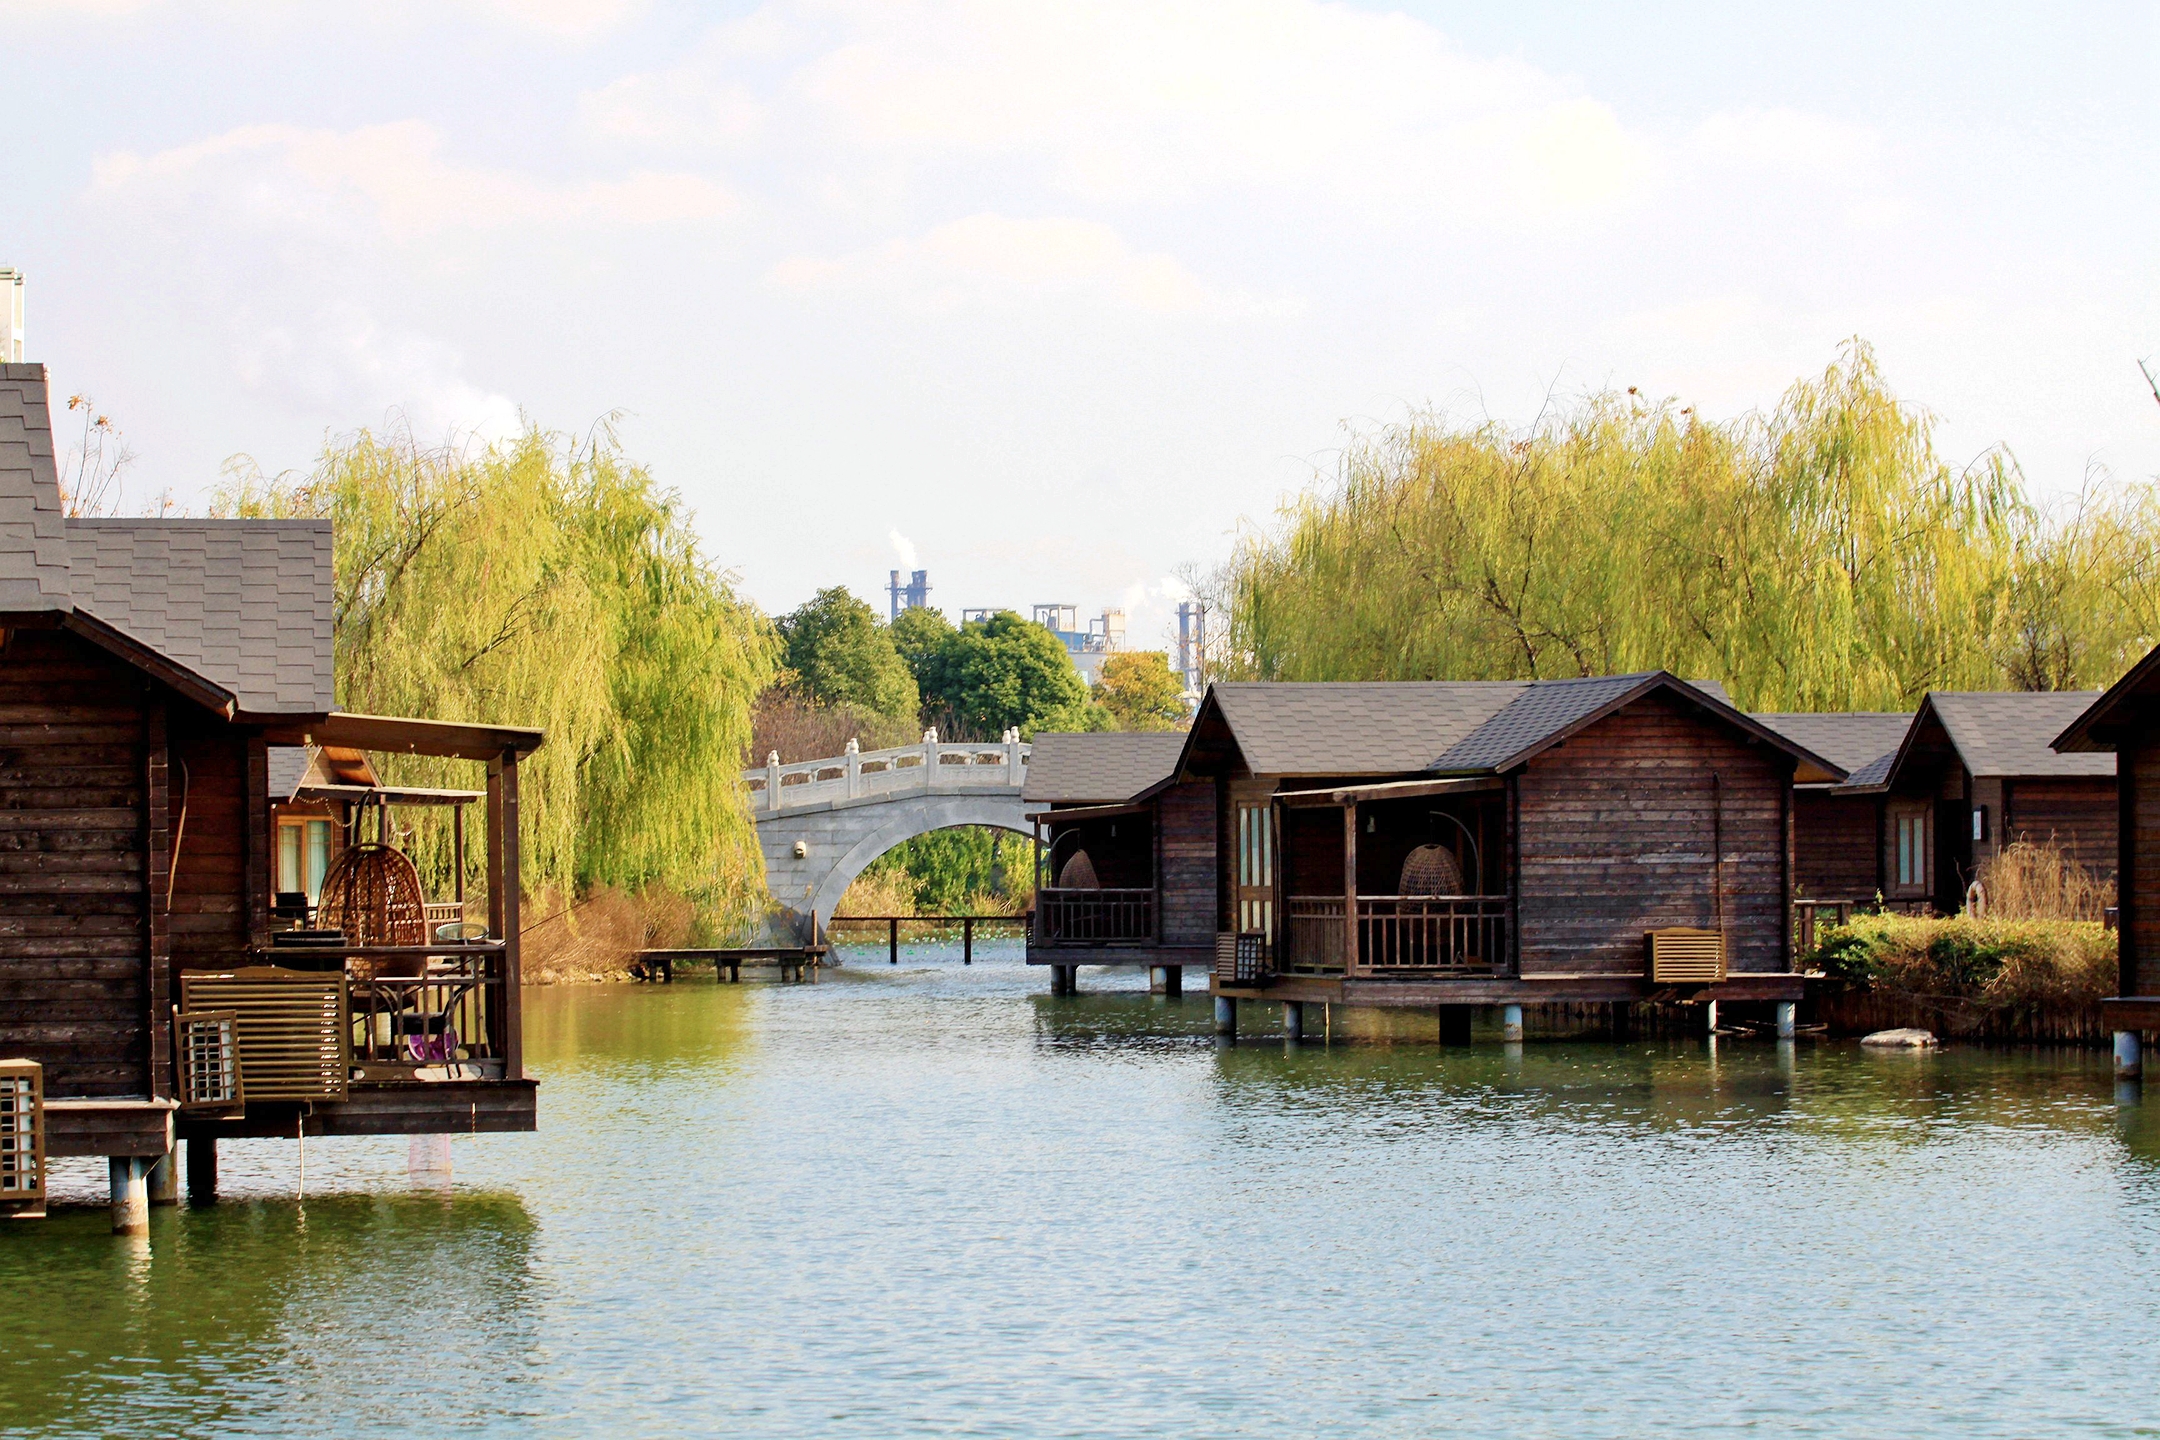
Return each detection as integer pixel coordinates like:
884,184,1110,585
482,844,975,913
1808,911,2117,1043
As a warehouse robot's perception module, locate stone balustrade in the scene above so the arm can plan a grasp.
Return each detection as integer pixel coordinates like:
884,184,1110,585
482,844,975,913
744,729,1029,816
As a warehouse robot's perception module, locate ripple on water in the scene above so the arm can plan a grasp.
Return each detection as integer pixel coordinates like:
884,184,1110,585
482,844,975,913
11,944,2160,1438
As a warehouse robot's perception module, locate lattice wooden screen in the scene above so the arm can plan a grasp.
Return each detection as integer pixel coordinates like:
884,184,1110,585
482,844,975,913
0,1059,44,1210
174,1010,244,1112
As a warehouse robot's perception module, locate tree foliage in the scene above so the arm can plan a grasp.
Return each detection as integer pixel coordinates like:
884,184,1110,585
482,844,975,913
897,608,1099,737
1093,650,1187,730
217,424,778,928
775,587,918,721
1223,341,2160,710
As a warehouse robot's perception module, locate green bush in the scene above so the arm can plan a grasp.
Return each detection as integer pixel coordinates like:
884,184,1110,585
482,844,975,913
1805,911,2114,1008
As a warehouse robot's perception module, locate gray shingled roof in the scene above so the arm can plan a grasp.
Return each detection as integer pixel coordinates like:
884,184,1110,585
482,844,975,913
0,364,74,609
1207,682,1527,775
1024,731,1187,803
1753,712,1911,788
66,520,334,715
1203,675,1758,777
1926,691,2113,779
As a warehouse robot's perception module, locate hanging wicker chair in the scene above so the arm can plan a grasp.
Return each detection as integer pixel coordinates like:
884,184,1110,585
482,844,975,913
316,842,430,965
1057,848,1102,890
1399,844,1465,897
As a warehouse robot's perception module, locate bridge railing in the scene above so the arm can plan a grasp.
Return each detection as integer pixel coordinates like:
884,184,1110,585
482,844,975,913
745,732,1029,813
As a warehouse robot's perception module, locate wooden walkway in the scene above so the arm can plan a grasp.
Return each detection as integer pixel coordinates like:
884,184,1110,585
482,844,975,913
633,947,827,983
822,914,1028,966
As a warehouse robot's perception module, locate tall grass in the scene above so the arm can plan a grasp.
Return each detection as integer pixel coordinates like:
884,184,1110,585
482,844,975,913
1971,839,2114,922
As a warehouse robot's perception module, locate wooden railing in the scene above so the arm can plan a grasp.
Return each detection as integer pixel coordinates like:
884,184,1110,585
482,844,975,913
1284,895,1508,977
250,945,508,1080
1034,888,1156,945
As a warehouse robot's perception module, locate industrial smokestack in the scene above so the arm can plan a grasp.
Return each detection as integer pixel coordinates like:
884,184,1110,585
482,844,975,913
0,269,20,362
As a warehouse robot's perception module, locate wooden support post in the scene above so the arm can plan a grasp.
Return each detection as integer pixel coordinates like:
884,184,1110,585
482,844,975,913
1438,1005,1472,1046
1214,995,1237,1036
1612,1001,1633,1041
889,917,899,965
109,1156,150,1236
487,749,526,1083
1703,999,1720,1036
1164,965,1182,998
963,916,973,966
1342,802,1359,975
186,1137,217,1205
147,1148,178,1206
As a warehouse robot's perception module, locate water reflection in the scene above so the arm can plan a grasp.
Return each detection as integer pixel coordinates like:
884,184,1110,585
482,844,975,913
10,944,2160,1439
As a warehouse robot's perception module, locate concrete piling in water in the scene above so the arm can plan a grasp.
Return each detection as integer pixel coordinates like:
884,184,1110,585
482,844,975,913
1501,1004,1524,1043
108,1157,150,1236
1149,966,1182,998
1283,1000,1304,1043
147,1149,179,1207
1776,1002,1797,1040
1214,996,1237,1037
2115,1031,2143,1082
187,1137,217,1205
1703,1000,1720,1036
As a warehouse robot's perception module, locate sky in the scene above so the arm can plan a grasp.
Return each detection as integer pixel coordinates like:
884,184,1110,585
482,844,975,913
5,0,2156,652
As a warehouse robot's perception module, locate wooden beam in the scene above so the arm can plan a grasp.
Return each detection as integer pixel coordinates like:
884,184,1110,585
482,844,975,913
491,749,525,1082
144,697,171,1101
245,734,269,950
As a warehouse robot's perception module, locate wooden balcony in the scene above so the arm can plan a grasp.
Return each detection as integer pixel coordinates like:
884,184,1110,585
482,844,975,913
1283,895,1508,978
235,942,511,1084
1033,888,1156,945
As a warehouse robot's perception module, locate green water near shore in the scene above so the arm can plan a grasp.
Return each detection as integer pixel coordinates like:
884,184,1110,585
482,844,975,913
7,941,2160,1437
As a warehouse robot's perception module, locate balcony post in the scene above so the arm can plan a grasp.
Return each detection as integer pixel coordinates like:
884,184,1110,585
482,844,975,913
845,738,861,799
1006,729,1025,786
1341,803,1358,976
488,748,525,1081
765,751,782,813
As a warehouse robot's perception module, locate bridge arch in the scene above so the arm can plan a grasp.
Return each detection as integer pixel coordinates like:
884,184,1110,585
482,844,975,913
757,792,1033,938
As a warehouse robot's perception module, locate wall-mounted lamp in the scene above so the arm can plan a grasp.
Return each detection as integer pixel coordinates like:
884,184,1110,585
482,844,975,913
792,840,808,859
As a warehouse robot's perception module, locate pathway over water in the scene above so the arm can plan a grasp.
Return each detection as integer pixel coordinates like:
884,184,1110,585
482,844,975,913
9,941,2160,1438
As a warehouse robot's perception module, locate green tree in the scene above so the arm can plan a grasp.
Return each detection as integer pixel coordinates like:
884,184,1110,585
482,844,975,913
776,587,919,721
216,423,778,928
889,604,958,716
928,609,1096,737
1219,340,2160,710
1093,650,1187,730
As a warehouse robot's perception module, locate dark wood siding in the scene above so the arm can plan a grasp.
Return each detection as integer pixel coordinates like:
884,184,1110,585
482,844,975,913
2129,737,2160,996
1792,792,1878,901
1515,691,1789,976
0,629,149,1096
168,704,253,970
2003,778,2118,877
1157,781,1216,944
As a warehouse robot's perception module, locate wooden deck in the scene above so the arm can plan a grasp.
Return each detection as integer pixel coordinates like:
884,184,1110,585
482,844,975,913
1213,971,1808,1006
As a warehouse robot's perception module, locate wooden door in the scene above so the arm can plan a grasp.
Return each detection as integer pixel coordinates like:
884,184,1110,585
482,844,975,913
1234,801,1274,944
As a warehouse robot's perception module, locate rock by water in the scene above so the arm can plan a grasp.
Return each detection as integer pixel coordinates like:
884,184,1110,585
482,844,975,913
1860,1027,1937,1048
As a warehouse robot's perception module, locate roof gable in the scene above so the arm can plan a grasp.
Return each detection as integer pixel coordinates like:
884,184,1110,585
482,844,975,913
0,364,74,610
1751,712,1911,789
1899,691,2113,782
2054,644,2160,753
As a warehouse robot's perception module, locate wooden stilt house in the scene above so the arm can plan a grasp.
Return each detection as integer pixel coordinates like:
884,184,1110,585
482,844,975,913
1179,674,1841,1014
2051,655,2160,1048
1023,732,1214,986
0,363,539,1203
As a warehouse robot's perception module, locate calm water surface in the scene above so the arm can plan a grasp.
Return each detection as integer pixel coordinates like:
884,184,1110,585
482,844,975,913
8,940,2160,1437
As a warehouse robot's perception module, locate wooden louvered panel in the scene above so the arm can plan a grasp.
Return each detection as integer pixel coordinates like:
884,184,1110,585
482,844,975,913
0,1059,44,1208
180,969,349,1102
1646,928,1726,984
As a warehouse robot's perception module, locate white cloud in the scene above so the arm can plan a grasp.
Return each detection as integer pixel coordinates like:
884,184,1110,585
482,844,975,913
465,0,645,39
232,301,522,445
93,121,733,242
769,213,1297,318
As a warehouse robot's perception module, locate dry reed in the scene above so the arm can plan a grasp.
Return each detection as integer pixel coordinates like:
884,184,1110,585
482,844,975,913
1971,838,2114,922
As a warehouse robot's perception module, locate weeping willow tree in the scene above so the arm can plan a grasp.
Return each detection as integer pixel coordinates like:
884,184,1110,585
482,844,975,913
1225,341,2159,710
218,423,778,929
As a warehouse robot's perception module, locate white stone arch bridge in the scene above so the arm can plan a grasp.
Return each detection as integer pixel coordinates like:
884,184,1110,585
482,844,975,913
747,733,1031,941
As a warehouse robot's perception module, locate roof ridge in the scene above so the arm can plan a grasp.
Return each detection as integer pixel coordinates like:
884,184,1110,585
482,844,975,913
0,362,74,609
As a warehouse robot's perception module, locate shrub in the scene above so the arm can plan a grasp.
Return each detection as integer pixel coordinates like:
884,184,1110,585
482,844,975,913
1806,910,2114,1010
